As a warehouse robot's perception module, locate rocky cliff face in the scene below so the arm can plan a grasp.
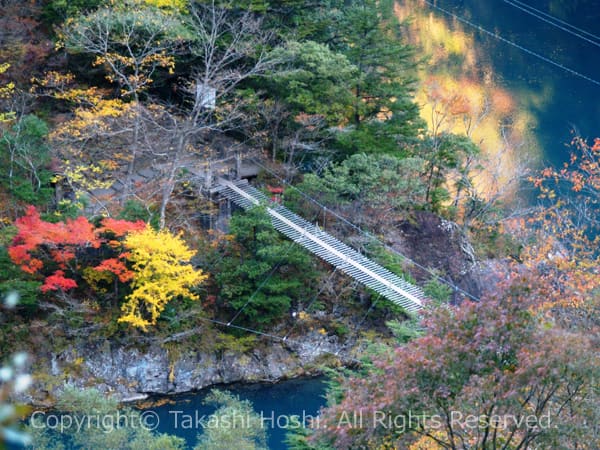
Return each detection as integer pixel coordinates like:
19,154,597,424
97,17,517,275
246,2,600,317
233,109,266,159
24,330,347,406
387,211,484,303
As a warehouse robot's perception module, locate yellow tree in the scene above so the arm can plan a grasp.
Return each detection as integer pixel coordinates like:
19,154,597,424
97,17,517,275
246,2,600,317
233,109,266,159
118,225,207,330
60,1,191,196
0,63,15,122
31,71,135,212
141,0,188,11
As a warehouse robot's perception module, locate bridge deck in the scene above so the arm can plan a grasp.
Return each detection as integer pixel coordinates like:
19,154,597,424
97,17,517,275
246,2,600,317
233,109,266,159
219,179,425,313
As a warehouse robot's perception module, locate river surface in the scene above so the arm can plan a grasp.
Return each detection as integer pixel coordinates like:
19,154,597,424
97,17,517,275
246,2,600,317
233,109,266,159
424,0,600,165
145,376,328,450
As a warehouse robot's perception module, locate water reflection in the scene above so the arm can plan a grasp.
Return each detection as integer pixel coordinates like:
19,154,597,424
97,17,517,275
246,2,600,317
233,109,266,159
398,0,600,200
144,377,327,450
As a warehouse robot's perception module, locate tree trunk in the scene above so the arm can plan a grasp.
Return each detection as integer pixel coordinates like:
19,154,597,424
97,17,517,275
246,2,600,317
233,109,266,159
159,133,187,229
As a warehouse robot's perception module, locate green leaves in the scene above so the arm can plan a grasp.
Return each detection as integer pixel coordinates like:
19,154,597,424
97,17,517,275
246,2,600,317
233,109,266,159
42,0,104,26
0,115,53,206
300,153,426,214
332,0,421,128
194,389,268,450
269,41,357,124
61,1,192,95
28,387,187,450
213,207,317,327
422,132,481,211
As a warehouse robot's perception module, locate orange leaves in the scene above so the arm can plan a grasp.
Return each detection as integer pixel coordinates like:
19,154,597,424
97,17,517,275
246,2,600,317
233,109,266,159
99,217,146,237
19,257,44,275
41,270,78,293
570,171,585,192
522,137,600,314
8,207,205,329
540,167,555,178
50,249,77,267
98,159,120,171
448,93,471,116
423,76,489,122
10,207,98,263
7,206,148,294
425,77,473,117
64,216,98,246
94,258,134,283
8,245,34,272
490,88,515,115
315,287,599,449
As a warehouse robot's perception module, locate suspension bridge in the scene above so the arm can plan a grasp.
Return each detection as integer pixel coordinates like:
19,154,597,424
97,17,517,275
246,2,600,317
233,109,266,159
217,178,425,313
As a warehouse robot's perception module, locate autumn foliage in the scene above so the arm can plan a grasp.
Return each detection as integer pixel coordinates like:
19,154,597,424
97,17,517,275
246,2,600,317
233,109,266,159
314,282,600,449
310,137,600,450
8,206,144,288
515,136,600,315
8,206,205,329
118,226,208,331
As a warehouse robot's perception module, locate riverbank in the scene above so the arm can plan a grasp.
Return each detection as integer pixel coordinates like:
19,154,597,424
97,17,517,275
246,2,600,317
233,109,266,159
18,325,360,408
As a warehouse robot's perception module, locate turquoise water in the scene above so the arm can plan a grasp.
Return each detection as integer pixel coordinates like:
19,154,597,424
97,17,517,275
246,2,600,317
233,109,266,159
7,377,327,450
145,377,328,450
428,0,600,165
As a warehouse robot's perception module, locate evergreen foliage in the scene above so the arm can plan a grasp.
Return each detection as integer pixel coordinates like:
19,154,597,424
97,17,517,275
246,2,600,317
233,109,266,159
268,40,357,125
27,387,186,449
0,115,53,206
213,207,317,327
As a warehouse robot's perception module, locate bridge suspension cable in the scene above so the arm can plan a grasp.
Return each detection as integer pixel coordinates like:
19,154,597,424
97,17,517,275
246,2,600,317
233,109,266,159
197,316,367,366
421,0,600,87
227,238,299,326
249,158,481,303
502,0,600,47
282,267,339,341
226,206,324,327
219,178,425,312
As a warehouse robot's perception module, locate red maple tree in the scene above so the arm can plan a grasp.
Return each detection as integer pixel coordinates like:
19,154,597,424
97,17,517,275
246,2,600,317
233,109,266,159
8,206,145,293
